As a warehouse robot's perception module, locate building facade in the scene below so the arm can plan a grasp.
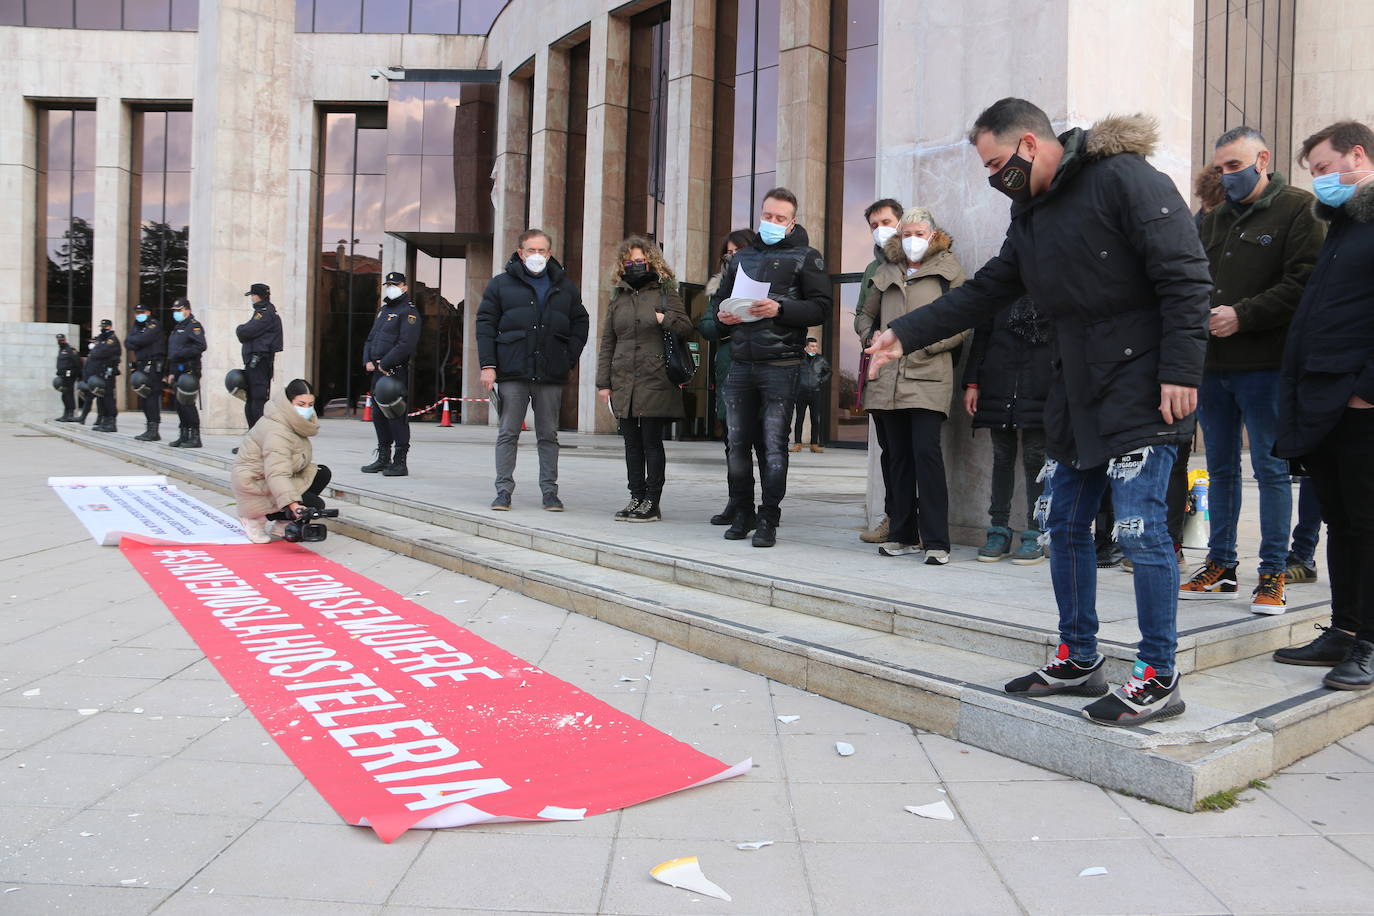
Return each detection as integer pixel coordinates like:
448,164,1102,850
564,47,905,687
4,0,1372,533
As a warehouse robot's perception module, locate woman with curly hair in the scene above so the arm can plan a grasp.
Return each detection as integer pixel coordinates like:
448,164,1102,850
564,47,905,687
596,237,694,521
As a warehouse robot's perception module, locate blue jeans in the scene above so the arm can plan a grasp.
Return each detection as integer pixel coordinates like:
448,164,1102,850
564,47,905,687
1039,446,1180,675
1197,370,1292,574
724,361,799,523
1289,476,1321,565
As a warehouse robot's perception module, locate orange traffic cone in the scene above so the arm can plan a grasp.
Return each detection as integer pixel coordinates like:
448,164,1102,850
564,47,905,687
439,398,452,427
361,393,372,421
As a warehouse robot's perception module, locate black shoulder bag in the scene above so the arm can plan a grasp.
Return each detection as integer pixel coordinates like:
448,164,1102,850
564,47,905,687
659,289,696,386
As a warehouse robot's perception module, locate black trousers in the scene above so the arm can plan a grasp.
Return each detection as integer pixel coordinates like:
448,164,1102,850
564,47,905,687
872,408,950,550
140,376,163,424
371,368,411,450
793,389,822,444
175,396,200,428
267,465,332,519
1304,409,1374,641
724,361,799,523
620,417,671,501
244,353,274,428
98,387,117,421
59,378,75,414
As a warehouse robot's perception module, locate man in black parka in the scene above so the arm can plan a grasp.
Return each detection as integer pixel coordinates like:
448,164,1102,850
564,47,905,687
868,98,1211,727
86,319,122,432
126,304,166,441
361,271,421,477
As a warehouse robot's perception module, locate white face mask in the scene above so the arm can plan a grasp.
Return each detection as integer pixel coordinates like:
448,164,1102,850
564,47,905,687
902,235,930,263
872,225,897,247
382,285,401,301
293,405,315,420
523,253,548,275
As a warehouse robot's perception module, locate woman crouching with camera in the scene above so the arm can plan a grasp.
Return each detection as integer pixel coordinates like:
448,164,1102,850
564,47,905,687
596,236,694,522
231,379,331,543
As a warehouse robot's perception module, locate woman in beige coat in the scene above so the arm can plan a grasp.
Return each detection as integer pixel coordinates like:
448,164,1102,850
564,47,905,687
854,208,970,564
230,380,331,543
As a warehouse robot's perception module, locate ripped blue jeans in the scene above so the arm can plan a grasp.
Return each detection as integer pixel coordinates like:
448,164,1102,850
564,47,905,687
1037,445,1179,675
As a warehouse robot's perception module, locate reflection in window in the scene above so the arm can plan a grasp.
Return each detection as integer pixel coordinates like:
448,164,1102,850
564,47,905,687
831,280,868,443
38,108,96,335
827,0,880,276
12,0,197,29
562,42,590,287
132,110,192,324
410,250,466,409
316,111,388,413
294,0,504,33
385,82,459,234
626,5,670,244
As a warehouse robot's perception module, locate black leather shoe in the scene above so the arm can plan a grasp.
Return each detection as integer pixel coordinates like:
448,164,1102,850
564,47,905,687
711,500,741,526
751,518,777,548
1274,625,1356,667
1324,640,1374,690
723,508,756,540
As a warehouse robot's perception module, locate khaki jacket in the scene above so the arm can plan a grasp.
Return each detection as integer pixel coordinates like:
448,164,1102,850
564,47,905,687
855,230,969,415
230,389,319,518
595,277,693,419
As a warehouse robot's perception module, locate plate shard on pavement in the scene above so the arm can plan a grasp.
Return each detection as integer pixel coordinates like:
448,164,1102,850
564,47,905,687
650,856,732,901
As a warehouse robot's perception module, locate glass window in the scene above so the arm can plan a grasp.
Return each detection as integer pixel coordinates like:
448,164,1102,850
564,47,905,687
842,44,877,161
419,156,456,231
27,1,74,28
838,158,875,273
71,168,95,222
313,0,361,32
47,110,73,172
844,0,878,48
752,65,778,173
170,0,196,29
0,0,22,26
165,111,193,170
142,111,167,173
755,0,779,69
76,0,121,28
387,82,424,155
729,71,754,177
832,281,866,443
362,0,408,32
323,113,357,175
421,85,460,157
296,0,314,31
352,173,388,246
47,171,73,224
384,155,421,230
733,0,755,75
410,0,458,33
72,110,97,170
459,0,503,34
40,106,97,333
124,0,170,29
355,126,388,174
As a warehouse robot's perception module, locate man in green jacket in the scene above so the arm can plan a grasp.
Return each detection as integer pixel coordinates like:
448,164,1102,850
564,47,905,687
1181,126,1325,615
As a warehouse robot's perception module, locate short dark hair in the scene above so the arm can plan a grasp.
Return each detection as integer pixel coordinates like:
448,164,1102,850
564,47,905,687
967,98,1055,146
761,186,798,213
1214,125,1267,149
518,228,551,249
721,228,756,258
1299,120,1374,168
864,198,903,223
806,337,818,343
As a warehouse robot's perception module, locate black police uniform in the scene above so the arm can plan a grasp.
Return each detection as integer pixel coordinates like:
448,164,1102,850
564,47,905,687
126,313,167,439
55,339,82,420
85,327,122,431
236,291,283,427
361,272,422,474
167,312,208,447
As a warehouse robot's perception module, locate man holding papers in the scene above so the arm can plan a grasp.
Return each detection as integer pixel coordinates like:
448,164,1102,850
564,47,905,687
707,187,832,547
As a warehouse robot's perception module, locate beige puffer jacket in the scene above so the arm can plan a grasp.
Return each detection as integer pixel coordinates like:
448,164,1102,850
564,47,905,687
230,389,319,518
855,230,970,415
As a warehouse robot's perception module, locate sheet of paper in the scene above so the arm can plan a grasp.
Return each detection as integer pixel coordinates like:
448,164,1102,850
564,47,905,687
718,268,774,323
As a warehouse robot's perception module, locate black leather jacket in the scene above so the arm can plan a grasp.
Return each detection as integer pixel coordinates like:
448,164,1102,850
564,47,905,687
799,353,832,392
363,292,421,371
707,224,831,363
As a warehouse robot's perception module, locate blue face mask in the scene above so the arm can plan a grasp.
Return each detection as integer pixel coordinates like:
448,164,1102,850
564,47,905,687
757,220,788,246
172,311,186,322
1312,170,1372,208
135,313,148,323
293,405,315,420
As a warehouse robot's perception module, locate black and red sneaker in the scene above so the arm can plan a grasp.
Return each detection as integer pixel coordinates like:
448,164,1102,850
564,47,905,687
1083,660,1185,727
1004,643,1107,697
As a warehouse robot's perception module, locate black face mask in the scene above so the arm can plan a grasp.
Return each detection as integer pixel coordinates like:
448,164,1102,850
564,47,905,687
624,264,655,288
989,139,1034,203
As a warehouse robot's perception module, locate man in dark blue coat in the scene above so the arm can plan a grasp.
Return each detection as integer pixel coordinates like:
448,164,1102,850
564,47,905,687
126,304,167,441
85,319,123,432
165,297,207,448
867,98,1211,727
361,271,422,477
54,334,82,422
236,282,282,428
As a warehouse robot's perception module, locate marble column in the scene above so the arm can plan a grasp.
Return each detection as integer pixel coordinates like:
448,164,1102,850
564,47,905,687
0,97,37,323
1289,0,1374,186
186,0,296,434
578,12,631,433
776,0,830,253
528,46,570,240
661,0,715,284
461,241,495,425
92,98,133,406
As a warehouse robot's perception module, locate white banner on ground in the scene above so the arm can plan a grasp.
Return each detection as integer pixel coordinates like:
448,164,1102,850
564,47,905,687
48,476,249,546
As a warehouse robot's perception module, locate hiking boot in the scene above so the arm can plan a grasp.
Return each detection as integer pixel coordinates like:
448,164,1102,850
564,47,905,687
181,428,202,449
1324,640,1374,690
1250,572,1286,615
1274,625,1357,667
490,493,511,511
878,542,921,557
1284,558,1318,585
1083,661,1185,726
1180,559,1239,599
542,494,565,512
977,526,1013,562
361,446,391,473
615,498,642,521
809,444,823,453
628,499,661,522
788,443,802,453
1009,530,1045,566
1004,644,1108,697
166,426,188,447
1096,540,1123,568
859,517,890,544
382,447,409,476
752,517,777,548
724,507,757,540
923,549,950,566
133,422,160,442
711,499,742,526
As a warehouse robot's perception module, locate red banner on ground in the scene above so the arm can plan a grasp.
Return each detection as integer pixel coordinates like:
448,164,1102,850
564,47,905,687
120,539,748,842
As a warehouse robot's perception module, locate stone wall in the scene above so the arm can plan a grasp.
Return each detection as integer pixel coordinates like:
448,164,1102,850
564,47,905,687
0,322,80,425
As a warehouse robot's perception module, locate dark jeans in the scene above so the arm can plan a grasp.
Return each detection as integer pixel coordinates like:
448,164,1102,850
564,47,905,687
244,353,274,427
621,417,671,501
1041,445,1180,674
989,427,1046,531
724,361,799,523
140,376,163,424
721,423,766,505
371,368,410,450
268,465,331,518
871,408,949,550
793,389,822,444
1303,409,1374,640
1289,476,1322,565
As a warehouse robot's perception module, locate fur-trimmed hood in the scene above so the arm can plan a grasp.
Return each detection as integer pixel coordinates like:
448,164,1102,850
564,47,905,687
881,228,953,265
871,229,961,291
1082,113,1159,160
1315,180,1374,224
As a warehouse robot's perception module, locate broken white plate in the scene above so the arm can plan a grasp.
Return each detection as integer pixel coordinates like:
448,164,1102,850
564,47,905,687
776,715,800,724
21,689,39,697
835,742,855,757
650,856,731,901
618,676,640,682
77,709,98,716
410,590,430,596
904,801,955,821
736,840,773,850
1078,866,1108,877
711,704,723,712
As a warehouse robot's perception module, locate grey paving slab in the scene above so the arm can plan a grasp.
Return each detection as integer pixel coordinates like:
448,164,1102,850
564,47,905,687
92,758,303,819
802,841,1021,916
0,705,86,748
1283,741,1374,774
788,781,976,843
0,804,79,854
615,778,795,842
600,838,813,916
1332,835,1374,871
111,679,245,718
0,750,161,808
0,673,155,711
0,884,167,914
949,779,1149,842
1110,785,1318,838
153,893,380,915
29,711,222,758
1159,835,1374,914
919,732,1069,782
776,732,940,784
66,646,203,680
1262,772,1374,834
261,779,340,826
178,716,293,766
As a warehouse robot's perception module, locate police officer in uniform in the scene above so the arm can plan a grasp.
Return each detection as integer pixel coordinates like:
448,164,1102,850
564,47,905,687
86,319,122,432
54,334,82,422
166,297,207,448
236,281,283,428
125,304,167,441
360,271,421,477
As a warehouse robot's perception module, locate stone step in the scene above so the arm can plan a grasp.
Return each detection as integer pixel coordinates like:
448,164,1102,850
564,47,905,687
32,420,1374,812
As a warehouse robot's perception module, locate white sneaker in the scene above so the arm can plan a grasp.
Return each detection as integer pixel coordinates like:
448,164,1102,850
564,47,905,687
270,520,289,538
878,542,922,557
240,517,270,544
924,549,950,566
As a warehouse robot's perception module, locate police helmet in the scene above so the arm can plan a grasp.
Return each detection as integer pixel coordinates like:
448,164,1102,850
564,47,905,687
373,374,407,420
76,378,90,394
225,368,249,401
130,369,152,399
85,374,107,398
175,373,199,406
52,375,64,392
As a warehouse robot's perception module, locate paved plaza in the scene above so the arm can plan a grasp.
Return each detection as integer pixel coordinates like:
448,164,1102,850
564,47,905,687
4,425,1374,915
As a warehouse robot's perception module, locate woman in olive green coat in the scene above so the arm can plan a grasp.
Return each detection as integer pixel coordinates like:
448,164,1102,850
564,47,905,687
596,236,693,522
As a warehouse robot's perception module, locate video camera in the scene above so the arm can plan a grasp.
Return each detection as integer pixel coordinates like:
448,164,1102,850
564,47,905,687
282,506,340,543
